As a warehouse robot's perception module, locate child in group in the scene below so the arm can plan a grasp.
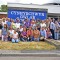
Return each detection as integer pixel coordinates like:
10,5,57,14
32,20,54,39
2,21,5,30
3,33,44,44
54,21,60,40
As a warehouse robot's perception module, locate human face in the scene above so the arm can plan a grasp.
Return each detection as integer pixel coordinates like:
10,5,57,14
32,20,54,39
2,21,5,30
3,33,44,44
41,27,44,30
23,28,26,31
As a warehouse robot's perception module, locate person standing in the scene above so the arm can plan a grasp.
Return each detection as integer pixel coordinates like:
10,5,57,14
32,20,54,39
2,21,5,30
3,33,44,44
54,21,60,40
2,24,8,41
0,20,2,40
49,19,55,39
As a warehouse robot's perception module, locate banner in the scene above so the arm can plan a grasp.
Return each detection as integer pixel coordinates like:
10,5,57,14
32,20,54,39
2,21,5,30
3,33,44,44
8,9,47,20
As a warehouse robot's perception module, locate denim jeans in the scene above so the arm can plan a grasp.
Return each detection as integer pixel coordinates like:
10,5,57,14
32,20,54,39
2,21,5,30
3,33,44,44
12,38,19,43
2,35,7,41
54,32,59,40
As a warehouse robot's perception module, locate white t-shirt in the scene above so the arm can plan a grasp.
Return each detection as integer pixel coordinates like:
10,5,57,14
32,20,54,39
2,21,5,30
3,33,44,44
20,28,23,32
15,23,20,28
9,30,14,35
2,21,6,26
13,32,18,39
40,23,46,28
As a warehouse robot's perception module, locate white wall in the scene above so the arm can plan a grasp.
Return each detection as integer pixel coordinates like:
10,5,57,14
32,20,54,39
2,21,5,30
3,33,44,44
8,3,60,14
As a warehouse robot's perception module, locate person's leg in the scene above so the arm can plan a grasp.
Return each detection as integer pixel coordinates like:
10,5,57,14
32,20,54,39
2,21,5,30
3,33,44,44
54,32,56,40
40,37,44,41
8,36,10,41
27,37,29,41
16,39,19,43
31,36,34,41
29,36,32,42
35,38,39,42
28,36,32,42
37,38,40,42
24,37,27,41
2,35,4,41
53,30,55,39
56,32,59,40
21,37,25,41
34,38,37,41
0,30,2,40
5,35,8,41
12,39,15,43
50,29,54,39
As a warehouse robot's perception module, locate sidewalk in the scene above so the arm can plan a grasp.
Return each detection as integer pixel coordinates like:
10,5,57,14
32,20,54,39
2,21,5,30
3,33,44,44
0,50,60,57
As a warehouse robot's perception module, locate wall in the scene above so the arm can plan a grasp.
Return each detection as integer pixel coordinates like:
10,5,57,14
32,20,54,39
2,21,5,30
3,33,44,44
0,14,7,19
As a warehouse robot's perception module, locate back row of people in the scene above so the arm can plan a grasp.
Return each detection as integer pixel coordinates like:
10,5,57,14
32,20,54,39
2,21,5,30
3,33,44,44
0,17,60,43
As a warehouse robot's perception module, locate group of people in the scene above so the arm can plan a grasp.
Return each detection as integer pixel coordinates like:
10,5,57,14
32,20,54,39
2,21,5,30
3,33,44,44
0,17,60,43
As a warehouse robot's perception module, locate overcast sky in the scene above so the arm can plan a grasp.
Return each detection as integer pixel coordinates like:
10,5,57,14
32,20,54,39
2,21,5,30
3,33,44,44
0,0,60,6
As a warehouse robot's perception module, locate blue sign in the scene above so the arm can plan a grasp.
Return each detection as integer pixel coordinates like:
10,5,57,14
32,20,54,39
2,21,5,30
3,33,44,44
8,9,47,20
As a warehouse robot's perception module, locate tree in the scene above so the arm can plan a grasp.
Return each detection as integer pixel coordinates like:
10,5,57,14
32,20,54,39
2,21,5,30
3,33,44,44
1,5,7,12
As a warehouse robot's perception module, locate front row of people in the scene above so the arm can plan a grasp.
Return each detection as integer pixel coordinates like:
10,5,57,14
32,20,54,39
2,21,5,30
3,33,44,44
1,24,49,43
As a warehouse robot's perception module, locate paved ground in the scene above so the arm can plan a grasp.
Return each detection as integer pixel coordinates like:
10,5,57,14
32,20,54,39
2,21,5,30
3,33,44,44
0,50,60,60
0,50,60,57
0,50,60,54
0,56,60,60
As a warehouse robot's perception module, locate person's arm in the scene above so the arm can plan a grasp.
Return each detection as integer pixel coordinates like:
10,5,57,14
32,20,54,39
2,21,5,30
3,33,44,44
17,34,18,39
31,30,33,36
21,33,23,37
44,30,47,39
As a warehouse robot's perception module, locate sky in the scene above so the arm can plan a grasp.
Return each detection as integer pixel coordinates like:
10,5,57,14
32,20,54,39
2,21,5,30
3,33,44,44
0,0,60,6
0,0,50,5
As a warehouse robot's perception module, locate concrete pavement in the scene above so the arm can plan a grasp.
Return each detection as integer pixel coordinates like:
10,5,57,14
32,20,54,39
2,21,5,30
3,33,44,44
0,50,60,57
0,50,60,60
0,56,60,60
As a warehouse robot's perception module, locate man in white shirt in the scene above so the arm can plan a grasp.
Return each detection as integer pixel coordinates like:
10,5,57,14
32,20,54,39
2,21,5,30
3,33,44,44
49,19,55,39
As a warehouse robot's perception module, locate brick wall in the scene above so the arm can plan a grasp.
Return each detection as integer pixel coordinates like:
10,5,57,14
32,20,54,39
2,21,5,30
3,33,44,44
0,14,7,19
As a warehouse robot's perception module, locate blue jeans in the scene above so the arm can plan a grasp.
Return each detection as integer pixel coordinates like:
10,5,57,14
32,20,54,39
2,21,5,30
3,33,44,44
27,36,34,41
12,38,19,43
54,32,59,40
34,38,40,41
